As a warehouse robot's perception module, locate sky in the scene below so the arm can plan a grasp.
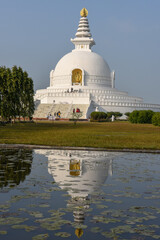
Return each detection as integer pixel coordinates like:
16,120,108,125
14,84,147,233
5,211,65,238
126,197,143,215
0,0,160,104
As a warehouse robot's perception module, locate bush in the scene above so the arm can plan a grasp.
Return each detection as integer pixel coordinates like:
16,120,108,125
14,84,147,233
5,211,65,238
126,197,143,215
152,112,160,126
129,110,139,123
91,112,107,121
90,111,123,121
129,110,154,124
107,111,122,120
125,112,131,118
114,112,123,119
138,110,154,124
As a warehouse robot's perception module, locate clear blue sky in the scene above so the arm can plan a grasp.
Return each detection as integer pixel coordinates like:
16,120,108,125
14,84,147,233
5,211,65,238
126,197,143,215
0,0,160,104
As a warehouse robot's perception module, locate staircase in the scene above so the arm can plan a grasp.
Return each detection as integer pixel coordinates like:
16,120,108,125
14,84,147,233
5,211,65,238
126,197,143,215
33,103,89,119
67,104,89,119
49,104,71,118
33,104,52,118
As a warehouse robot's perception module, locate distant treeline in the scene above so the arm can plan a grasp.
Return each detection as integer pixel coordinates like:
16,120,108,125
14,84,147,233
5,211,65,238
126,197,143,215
0,66,34,121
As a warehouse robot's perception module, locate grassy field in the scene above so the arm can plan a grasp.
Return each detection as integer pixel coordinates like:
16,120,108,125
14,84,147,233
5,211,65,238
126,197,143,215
0,121,160,150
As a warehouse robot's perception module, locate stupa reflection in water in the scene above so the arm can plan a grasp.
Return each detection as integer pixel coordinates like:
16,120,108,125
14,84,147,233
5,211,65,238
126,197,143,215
36,150,115,238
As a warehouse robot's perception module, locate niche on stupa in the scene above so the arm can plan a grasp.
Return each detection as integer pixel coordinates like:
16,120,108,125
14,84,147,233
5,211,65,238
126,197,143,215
72,69,82,85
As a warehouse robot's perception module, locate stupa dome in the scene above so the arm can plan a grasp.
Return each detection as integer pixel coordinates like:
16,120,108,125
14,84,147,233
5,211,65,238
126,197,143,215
54,51,111,81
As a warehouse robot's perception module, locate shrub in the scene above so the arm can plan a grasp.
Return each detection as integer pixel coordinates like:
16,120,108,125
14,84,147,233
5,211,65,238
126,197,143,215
91,111,122,121
129,110,139,123
90,112,107,121
107,112,122,120
125,112,131,118
152,112,160,126
129,110,154,124
138,110,154,124
114,112,123,119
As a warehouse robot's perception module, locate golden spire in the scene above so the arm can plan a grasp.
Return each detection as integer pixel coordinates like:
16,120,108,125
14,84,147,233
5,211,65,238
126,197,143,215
80,8,88,17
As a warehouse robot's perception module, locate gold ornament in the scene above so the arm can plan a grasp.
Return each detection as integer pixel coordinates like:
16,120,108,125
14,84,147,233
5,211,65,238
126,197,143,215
80,8,88,17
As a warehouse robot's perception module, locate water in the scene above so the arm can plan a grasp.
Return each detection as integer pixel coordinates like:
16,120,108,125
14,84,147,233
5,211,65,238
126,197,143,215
0,149,160,240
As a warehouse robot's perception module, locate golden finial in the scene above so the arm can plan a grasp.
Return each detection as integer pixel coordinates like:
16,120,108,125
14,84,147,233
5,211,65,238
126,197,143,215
80,8,88,17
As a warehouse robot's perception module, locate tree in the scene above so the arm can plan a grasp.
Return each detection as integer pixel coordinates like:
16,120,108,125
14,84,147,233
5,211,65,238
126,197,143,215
107,111,122,120
90,112,107,121
137,110,154,124
114,112,123,120
152,112,160,126
129,110,154,124
72,112,83,125
0,66,34,121
129,110,140,123
0,66,13,120
125,112,131,119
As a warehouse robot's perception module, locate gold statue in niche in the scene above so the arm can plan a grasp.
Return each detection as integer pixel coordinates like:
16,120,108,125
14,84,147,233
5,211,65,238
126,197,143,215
72,69,82,85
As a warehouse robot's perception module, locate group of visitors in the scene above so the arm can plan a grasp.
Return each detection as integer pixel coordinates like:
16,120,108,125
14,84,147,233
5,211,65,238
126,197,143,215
73,108,81,113
47,111,61,120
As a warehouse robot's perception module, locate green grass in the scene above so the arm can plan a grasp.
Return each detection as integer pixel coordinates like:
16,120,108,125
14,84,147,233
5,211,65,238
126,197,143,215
0,121,160,150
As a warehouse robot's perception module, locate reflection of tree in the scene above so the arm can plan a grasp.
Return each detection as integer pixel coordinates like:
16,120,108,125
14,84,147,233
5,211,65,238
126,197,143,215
0,149,33,189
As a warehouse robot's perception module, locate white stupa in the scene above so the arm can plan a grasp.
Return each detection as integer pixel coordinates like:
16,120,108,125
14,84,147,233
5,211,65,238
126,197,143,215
34,8,160,119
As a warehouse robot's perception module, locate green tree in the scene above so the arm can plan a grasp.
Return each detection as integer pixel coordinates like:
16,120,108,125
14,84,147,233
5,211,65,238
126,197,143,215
90,112,107,121
152,112,160,126
107,111,122,120
11,66,23,120
0,66,13,120
72,112,83,125
129,110,140,123
125,112,131,119
114,112,123,120
129,110,154,124
137,110,154,124
0,66,34,121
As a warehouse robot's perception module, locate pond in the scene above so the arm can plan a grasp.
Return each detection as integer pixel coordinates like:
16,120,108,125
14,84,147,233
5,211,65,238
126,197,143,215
0,149,160,240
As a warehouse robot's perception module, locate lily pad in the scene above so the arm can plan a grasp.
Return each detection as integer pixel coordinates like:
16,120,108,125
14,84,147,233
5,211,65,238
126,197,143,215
39,204,50,208
12,224,37,232
41,222,61,231
28,211,43,218
54,232,71,238
0,230,7,235
32,233,49,240
71,222,87,229
0,217,28,225
96,204,108,209
90,227,102,233
12,224,28,229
